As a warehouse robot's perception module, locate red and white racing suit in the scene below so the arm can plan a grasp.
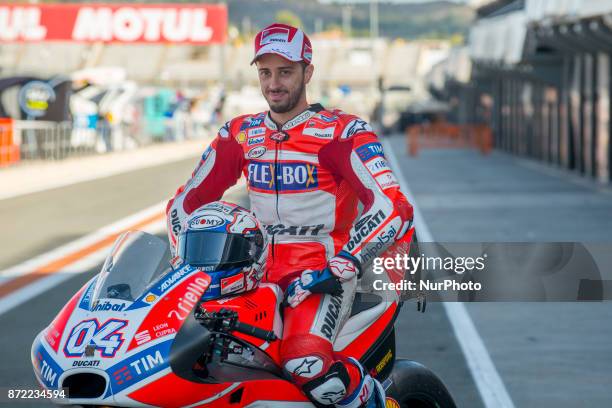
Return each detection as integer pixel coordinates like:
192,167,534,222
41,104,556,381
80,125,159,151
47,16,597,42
166,104,413,406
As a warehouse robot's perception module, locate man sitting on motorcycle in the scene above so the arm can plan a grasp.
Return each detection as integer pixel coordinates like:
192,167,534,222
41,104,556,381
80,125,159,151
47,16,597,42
166,23,413,408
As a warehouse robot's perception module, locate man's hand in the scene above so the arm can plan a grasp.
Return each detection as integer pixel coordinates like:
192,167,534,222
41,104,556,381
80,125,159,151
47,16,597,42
283,251,361,308
284,269,343,308
328,250,361,282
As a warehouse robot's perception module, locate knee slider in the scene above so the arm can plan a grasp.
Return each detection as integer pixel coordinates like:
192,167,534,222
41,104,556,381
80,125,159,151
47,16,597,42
301,361,350,406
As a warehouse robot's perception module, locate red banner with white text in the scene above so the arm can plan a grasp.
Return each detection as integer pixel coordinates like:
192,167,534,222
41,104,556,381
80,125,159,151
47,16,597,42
0,4,227,44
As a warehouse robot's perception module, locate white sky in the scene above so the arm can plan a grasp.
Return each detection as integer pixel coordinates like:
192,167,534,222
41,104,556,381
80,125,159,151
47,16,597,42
321,0,470,3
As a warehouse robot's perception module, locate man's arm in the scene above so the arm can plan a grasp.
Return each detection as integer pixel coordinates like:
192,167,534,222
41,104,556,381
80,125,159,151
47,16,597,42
284,118,413,308
319,118,413,267
166,121,245,251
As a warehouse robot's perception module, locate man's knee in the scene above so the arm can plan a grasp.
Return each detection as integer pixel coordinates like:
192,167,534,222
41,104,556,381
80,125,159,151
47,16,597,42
281,335,349,405
281,334,333,384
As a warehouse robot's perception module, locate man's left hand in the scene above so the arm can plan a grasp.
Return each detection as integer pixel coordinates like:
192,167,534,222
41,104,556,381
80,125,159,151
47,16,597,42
283,251,361,308
328,250,361,282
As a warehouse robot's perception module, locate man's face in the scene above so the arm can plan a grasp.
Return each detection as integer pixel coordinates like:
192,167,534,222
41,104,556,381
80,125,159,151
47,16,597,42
256,53,313,114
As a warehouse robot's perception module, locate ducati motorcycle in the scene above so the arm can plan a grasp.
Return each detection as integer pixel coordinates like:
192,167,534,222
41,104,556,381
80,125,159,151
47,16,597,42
32,229,456,407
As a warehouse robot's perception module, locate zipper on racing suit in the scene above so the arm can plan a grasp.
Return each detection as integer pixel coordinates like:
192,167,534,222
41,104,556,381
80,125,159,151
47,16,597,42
269,131,289,278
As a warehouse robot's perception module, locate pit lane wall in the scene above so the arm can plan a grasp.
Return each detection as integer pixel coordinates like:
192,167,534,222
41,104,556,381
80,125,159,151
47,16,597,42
430,0,612,183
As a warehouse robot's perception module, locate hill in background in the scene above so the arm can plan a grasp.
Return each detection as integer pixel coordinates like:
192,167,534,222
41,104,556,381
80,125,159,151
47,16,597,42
215,0,474,40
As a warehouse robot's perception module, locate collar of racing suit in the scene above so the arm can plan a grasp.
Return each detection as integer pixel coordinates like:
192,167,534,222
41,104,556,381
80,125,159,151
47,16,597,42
263,103,325,131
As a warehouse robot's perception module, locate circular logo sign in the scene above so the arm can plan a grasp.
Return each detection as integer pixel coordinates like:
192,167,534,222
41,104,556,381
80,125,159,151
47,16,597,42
247,146,267,159
18,81,56,118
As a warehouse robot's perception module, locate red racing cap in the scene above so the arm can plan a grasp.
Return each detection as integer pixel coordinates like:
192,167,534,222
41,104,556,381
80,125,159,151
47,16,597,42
251,23,312,65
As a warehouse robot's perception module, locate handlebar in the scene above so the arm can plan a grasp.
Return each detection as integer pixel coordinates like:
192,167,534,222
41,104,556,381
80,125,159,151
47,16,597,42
196,308,278,342
234,321,277,342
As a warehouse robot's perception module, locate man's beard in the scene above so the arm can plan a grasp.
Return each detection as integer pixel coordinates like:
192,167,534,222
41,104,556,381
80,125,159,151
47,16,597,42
268,81,306,114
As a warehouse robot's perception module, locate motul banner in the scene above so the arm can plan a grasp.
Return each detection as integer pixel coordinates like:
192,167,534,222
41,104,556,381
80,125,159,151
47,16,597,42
0,4,227,44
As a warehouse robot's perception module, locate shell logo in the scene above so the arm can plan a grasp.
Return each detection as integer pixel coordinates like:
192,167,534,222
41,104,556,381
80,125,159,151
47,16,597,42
236,131,247,144
385,397,401,408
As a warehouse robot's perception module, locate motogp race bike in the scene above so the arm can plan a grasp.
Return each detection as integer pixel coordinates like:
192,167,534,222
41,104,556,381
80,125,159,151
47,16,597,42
32,229,456,407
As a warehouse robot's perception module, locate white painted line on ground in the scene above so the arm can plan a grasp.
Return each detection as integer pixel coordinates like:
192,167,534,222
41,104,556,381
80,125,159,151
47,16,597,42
0,201,166,281
382,139,516,408
0,221,165,317
0,180,246,317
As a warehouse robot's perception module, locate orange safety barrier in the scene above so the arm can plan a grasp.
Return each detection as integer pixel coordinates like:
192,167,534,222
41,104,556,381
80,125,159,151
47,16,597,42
406,123,492,156
0,118,20,167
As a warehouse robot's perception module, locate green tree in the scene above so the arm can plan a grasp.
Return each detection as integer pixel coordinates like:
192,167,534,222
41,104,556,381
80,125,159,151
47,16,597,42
275,10,303,29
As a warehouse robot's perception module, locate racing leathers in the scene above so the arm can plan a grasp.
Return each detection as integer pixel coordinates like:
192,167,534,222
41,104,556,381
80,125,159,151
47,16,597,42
166,104,413,406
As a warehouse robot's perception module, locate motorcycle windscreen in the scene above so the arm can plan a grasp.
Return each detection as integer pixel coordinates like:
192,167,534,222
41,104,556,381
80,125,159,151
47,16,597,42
91,231,170,303
178,230,263,270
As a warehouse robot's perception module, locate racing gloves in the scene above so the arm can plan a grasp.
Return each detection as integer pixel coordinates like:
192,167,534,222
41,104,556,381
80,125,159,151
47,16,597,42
284,251,362,308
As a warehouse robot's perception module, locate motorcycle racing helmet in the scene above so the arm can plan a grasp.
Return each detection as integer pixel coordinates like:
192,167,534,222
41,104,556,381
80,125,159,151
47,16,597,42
177,201,268,300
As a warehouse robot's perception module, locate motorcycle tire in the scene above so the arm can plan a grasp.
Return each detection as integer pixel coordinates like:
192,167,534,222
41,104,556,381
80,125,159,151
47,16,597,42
386,359,457,408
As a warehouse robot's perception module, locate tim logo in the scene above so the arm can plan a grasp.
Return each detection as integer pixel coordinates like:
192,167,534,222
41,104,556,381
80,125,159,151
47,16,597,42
260,26,290,45
356,142,385,162
248,161,318,192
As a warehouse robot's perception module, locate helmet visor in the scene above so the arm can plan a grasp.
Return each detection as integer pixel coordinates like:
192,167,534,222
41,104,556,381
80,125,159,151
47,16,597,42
179,230,263,270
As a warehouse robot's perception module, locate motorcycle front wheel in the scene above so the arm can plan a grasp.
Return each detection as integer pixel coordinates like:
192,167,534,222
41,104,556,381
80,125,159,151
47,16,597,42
386,359,457,408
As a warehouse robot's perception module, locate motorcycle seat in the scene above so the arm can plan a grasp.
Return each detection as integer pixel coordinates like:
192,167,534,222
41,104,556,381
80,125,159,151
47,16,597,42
349,292,383,317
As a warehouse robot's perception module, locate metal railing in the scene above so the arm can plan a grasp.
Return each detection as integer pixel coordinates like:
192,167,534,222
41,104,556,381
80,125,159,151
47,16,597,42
13,121,97,161
0,115,214,168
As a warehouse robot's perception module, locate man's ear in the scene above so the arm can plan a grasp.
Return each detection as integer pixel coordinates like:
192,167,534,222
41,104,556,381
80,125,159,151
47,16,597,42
304,64,314,84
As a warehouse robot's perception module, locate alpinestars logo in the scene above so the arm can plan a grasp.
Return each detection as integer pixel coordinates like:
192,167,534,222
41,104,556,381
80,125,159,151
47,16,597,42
286,356,324,378
341,119,371,139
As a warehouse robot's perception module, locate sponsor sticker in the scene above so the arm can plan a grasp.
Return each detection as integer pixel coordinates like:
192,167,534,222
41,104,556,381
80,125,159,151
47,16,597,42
166,277,209,321
220,273,246,295
33,344,63,389
72,360,101,367
317,113,338,123
312,292,343,341
248,161,318,192
270,131,289,142
107,340,171,394
134,330,152,346
264,223,325,236
247,136,265,146
247,146,267,159
347,209,387,251
92,300,127,312
375,172,399,190
366,157,390,176
356,142,385,162
260,26,290,45
236,131,247,144
248,127,266,137
303,125,335,139
284,110,315,129
385,397,401,408
188,214,226,230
